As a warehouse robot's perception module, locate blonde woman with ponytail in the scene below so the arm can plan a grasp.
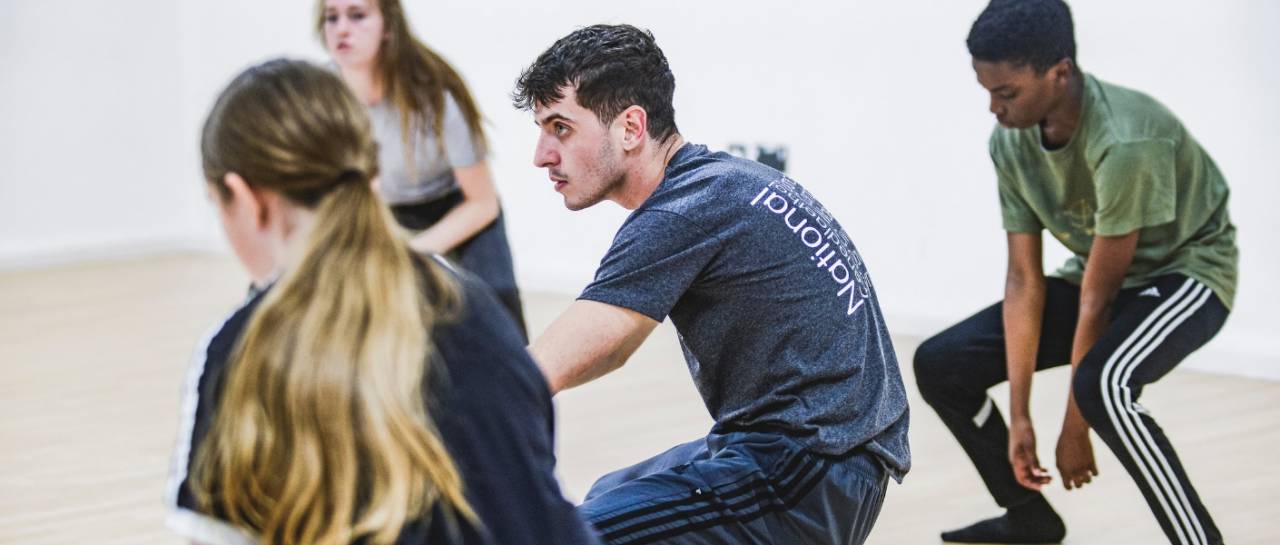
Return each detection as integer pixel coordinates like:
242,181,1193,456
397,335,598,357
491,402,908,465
165,59,599,545
319,0,528,339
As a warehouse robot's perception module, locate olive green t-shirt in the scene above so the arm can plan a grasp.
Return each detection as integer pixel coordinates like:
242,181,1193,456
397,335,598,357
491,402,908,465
990,73,1238,307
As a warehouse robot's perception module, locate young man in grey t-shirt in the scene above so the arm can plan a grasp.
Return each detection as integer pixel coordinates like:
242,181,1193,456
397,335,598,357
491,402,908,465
513,24,910,545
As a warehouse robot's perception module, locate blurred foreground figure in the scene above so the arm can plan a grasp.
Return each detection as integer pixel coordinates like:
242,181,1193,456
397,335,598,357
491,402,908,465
166,58,599,545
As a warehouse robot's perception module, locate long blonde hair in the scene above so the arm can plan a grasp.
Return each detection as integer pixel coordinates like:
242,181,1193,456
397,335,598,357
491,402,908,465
316,0,488,161
193,59,472,545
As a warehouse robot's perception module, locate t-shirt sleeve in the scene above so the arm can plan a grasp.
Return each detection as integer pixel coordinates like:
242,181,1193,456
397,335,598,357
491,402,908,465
1093,139,1177,236
441,91,484,169
579,210,720,322
991,141,1042,233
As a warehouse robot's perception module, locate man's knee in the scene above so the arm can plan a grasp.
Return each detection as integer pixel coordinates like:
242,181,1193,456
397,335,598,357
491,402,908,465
1071,359,1111,426
913,334,958,403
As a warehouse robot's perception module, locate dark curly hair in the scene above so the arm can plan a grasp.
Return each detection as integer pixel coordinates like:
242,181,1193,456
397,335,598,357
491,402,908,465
967,0,1077,73
512,24,679,142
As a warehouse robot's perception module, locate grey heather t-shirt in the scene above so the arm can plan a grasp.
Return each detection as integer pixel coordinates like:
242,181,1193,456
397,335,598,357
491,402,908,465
580,144,910,478
369,91,484,205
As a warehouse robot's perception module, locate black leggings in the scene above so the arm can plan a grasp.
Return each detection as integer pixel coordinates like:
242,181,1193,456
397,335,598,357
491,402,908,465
391,190,528,341
914,274,1227,545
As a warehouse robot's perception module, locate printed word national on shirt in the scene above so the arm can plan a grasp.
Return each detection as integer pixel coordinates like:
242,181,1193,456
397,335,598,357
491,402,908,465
750,185,869,317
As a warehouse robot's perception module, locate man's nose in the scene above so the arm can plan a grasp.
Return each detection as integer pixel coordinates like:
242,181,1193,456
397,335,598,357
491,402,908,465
533,139,558,168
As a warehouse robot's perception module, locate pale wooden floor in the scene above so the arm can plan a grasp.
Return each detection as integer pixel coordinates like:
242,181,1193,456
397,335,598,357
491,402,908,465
1,254,1276,544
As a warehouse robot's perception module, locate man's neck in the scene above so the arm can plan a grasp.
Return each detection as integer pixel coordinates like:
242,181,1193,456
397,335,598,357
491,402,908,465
614,134,685,210
1039,71,1085,150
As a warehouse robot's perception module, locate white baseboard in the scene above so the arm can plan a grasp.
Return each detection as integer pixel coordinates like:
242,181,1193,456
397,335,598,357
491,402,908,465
516,265,596,298
6,240,1272,383
0,235,225,272
1179,332,1280,381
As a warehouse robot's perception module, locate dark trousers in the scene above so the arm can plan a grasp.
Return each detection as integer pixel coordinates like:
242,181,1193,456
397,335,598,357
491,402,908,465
579,431,888,545
391,190,528,341
914,274,1227,545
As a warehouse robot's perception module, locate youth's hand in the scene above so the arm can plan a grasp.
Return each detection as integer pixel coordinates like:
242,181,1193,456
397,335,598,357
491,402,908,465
1056,423,1098,490
1009,417,1052,490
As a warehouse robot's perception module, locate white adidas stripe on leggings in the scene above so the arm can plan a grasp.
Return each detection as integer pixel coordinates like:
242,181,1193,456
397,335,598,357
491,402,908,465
1099,278,1212,545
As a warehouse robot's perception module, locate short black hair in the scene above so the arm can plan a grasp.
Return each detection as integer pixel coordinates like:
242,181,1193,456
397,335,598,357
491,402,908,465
967,0,1077,73
512,24,679,142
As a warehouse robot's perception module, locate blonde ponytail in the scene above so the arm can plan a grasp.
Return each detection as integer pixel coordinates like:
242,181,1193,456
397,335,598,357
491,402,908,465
192,59,472,545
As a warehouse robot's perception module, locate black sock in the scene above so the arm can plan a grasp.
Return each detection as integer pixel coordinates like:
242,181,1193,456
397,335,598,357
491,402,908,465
940,495,1066,544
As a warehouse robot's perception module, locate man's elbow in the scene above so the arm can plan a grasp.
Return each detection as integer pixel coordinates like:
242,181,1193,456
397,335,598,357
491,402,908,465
1005,268,1045,293
1077,293,1116,319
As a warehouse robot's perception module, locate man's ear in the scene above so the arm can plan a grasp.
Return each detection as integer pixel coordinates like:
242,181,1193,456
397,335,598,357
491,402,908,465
1049,57,1075,86
222,172,270,228
618,105,649,152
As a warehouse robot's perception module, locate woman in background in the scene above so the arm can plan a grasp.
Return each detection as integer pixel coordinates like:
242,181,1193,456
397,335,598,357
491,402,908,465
320,0,526,338
165,59,598,545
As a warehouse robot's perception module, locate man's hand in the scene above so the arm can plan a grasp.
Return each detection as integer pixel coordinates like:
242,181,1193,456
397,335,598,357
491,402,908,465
1054,230,1135,491
1056,422,1098,490
1009,417,1052,490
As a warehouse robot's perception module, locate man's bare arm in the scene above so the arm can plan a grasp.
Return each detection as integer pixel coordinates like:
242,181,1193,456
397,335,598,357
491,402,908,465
529,299,659,395
1056,230,1139,490
1003,231,1052,490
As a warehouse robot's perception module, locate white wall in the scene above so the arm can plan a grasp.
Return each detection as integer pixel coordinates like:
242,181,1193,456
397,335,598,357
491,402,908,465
176,1,332,248
0,0,190,265
1069,2,1280,378
2,1,1275,378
